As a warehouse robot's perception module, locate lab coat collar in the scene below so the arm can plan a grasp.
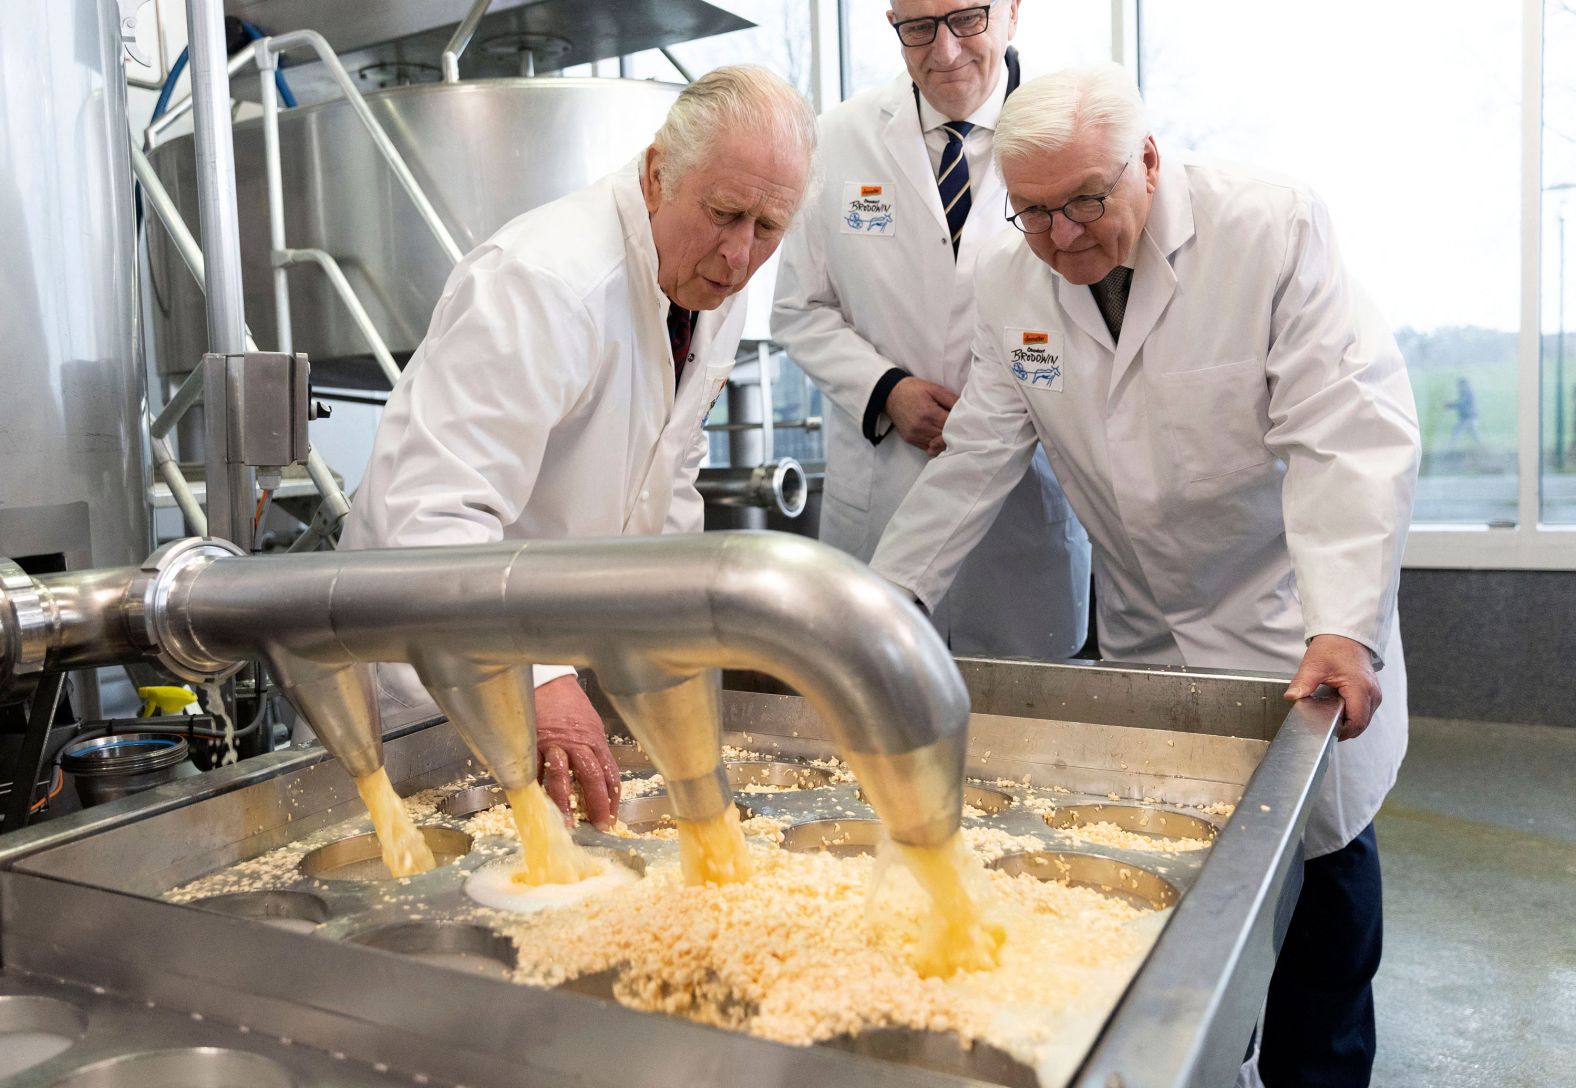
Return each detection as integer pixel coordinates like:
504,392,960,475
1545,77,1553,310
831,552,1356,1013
613,155,665,313
877,74,949,234
1106,150,1195,401
612,156,687,406
611,154,728,410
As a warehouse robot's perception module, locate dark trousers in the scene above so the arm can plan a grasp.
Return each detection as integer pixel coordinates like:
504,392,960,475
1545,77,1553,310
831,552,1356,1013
1259,822,1384,1087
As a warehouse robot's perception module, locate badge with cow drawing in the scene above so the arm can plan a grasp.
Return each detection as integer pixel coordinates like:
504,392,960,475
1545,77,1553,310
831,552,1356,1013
840,182,896,236
1004,328,1065,392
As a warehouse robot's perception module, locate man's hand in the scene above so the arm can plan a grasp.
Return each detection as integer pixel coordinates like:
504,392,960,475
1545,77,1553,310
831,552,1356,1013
534,676,621,830
885,377,958,455
1283,634,1382,742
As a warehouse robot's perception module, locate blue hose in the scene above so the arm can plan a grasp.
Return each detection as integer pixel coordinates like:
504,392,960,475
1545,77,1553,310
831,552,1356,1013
150,47,188,121
149,20,296,124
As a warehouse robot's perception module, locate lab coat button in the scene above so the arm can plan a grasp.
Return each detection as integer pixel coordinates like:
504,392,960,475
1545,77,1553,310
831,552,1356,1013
640,489,650,501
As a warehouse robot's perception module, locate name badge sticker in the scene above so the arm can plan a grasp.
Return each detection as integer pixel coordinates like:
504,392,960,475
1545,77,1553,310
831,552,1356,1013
841,182,896,237
1004,327,1066,392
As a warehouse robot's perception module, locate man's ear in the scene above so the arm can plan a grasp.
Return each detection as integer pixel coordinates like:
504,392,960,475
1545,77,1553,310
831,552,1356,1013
1143,135,1161,194
642,145,664,215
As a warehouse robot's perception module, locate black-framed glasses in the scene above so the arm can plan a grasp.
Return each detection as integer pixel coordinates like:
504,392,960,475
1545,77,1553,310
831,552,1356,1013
890,0,1003,47
1006,159,1131,235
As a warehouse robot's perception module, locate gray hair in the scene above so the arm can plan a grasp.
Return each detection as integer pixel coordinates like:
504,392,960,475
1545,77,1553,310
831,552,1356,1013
652,65,818,199
995,63,1151,169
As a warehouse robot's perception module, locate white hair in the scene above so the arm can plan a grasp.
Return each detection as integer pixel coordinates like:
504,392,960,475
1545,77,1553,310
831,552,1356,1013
994,63,1151,169
652,65,819,200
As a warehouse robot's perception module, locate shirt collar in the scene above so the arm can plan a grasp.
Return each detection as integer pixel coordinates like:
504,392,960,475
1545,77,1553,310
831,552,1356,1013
915,60,1009,136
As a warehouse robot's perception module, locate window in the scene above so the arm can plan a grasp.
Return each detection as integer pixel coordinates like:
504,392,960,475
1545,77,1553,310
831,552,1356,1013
1140,0,1524,527
621,0,816,96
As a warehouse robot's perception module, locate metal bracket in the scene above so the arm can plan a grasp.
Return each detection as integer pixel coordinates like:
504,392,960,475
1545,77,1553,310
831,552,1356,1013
117,0,154,68
215,352,312,472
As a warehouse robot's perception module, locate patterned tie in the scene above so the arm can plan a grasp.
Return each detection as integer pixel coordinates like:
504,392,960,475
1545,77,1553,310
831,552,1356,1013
667,304,695,385
936,120,974,259
1089,266,1133,342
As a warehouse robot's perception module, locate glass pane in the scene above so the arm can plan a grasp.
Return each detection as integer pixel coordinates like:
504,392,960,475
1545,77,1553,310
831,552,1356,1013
623,0,816,94
1542,0,1576,522
1141,1,1522,525
841,0,1112,101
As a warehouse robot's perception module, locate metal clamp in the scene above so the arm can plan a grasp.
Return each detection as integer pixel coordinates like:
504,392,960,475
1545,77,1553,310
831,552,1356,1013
117,0,154,67
127,538,248,684
0,558,52,680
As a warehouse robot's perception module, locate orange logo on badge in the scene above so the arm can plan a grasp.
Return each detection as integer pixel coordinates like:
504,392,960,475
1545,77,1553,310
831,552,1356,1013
860,185,883,196
1022,331,1049,345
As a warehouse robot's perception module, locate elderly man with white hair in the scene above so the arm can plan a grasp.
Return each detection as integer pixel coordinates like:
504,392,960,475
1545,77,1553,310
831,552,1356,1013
342,66,816,831
871,64,1419,1086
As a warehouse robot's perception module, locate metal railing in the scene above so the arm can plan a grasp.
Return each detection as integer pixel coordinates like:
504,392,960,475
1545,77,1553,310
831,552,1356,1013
249,30,462,392
137,22,469,546
132,144,352,542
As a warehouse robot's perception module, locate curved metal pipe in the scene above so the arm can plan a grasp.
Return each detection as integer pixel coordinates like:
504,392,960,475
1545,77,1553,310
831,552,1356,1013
0,533,971,845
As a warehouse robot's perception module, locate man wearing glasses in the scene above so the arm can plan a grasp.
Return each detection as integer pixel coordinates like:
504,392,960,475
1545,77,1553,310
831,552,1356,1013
873,64,1419,1088
772,0,1090,662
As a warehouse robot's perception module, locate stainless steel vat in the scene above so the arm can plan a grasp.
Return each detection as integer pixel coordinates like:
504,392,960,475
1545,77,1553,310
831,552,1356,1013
145,78,683,378
0,0,150,573
0,659,1339,1088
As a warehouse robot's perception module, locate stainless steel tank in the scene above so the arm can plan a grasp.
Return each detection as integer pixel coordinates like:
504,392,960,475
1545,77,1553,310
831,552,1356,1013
0,0,151,573
146,78,683,378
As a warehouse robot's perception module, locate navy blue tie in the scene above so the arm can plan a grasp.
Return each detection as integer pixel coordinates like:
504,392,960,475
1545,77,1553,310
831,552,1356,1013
936,120,974,258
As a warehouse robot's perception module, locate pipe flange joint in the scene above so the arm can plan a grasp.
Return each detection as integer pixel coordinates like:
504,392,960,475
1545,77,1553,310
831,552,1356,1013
131,537,247,685
0,557,52,680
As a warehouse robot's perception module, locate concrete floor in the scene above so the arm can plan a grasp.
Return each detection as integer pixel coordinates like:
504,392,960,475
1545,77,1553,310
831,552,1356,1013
1371,716,1576,1087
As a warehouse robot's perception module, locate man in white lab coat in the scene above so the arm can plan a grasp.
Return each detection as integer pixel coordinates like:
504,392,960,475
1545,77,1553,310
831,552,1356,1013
872,65,1419,1086
341,66,816,829
772,0,1090,659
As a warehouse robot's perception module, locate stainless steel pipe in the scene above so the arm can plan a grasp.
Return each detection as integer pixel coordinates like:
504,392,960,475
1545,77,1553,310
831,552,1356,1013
696,460,808,518
185,0,254,547
441,0,494,82
0,534,970,845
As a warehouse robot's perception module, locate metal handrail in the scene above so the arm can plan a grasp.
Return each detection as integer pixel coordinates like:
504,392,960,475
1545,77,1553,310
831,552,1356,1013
275,249,403,388
441,0,494,82
257,31,463,265
143,47,255,150
131,143,353,541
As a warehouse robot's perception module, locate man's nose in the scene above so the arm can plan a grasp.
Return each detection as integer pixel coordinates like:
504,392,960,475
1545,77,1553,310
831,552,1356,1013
928,24,963,64
718,222,752,274
1049,212,1086,248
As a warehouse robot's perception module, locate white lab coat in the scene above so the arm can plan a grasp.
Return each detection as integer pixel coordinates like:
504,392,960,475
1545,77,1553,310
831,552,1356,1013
341,158,745,707
872,152,1420,857
772,71,1090,660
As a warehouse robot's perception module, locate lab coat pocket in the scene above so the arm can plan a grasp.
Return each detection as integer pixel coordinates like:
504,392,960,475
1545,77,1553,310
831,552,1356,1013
823,420,875,514
1154,358,1273,483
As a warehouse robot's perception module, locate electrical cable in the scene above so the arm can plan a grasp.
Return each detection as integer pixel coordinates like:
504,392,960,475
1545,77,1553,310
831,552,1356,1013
28,767,63,814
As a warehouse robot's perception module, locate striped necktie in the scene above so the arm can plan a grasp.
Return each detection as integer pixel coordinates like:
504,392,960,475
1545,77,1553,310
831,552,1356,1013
936,120,974,259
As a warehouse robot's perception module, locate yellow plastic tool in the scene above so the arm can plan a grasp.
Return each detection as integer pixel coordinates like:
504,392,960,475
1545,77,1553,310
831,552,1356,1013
138,685,197,717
